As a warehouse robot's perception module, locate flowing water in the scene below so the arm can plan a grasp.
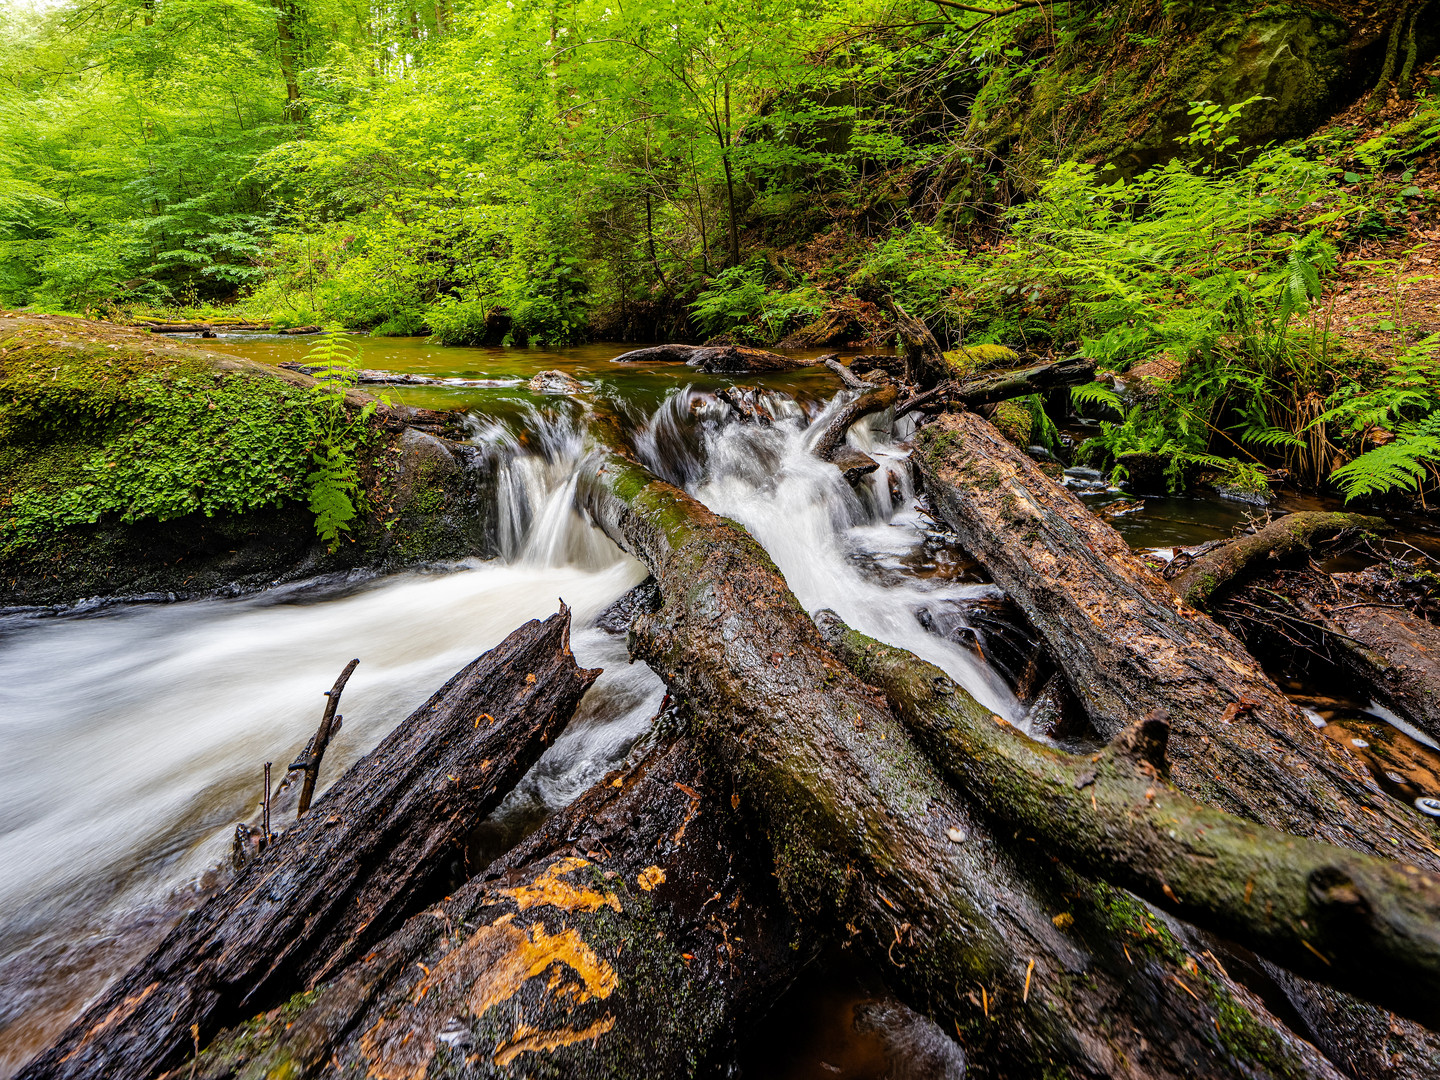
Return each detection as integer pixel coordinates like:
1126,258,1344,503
0,337,1016,1074
2,335,1436,1076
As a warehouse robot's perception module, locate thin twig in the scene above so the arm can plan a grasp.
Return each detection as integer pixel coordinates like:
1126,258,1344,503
293,658,360,818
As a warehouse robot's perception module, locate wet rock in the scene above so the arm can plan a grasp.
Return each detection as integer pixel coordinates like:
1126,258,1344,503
528,369,583,395
852,998,967,1079
830,444,881,485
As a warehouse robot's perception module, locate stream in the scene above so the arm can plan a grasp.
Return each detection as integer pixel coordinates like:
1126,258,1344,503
2,335,1437,1078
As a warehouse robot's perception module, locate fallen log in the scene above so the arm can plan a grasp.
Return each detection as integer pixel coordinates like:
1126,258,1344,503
824,355,873,390
609,343,812,372
19,608,599,1080
576,446,1347,1079
811,383,898,461
895,358,1098,419
277,361,513,388
816,612,1440,1028
1171,512,1390,609
912,410,1440,868
157,735,800,1080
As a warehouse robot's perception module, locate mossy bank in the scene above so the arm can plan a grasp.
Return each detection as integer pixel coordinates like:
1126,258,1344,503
0,314,500,607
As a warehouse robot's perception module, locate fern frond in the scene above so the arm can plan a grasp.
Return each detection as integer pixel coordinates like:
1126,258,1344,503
1330,434,1440,501
1070,382,1122,411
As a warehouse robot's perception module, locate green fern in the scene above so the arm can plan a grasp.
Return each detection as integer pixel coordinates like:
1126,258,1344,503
301,332,374,549
1069,381,1122,412
1330,431,1440,501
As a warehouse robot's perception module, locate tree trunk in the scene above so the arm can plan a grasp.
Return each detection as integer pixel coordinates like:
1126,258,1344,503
574,446,1349,1080
276,0,304,120
894,306,950,387
815,612,1440,1030
19,609,599,1080
157,736,801,1080
912,411,1440,869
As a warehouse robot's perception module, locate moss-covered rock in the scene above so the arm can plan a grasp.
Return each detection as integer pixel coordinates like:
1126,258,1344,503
0,314,498,607
945,1,1394,196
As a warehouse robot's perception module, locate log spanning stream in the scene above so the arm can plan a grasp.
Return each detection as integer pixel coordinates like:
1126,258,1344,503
3,337,1439,1079
0,339,1011,1076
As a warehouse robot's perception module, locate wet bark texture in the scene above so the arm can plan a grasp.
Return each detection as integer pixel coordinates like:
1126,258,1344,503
1169,514,1440,740
812,383,899,461
896,358,1098,418
160,735,798,1080
912,411,1440,869
19,609,598,1080
1171,512,1390,609
576,447,1348,1080
609,343,813,372
817,613,1440,1029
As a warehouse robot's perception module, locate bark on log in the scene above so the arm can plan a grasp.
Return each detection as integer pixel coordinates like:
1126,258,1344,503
894,307,950,387
575,447,1348,1079
895,359,1098,419
157,736,798,1080
816,612,1440,1029
824,356,874,390
19,608,599,1080
1325,600,1440,740
1171,512,1391,610
912,411,1440,869
609,343,811,372
811,383,898,461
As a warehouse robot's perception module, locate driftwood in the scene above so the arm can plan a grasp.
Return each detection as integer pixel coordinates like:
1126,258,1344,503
824,355,873,389
817,613,1440,1028
1172,512,1390,609
19,609,599,1080
609,343,812,372
157,736,798,1080
575,446,1349,1079
912,410,1440,869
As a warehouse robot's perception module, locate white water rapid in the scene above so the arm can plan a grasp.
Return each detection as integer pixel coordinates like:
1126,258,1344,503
0,385,1021,1074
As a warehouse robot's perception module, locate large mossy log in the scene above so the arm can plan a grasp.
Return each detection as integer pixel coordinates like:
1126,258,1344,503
20,609,599,1080
158,735,798,1080
817,612,1440,1029
912,411,1440,868
576,447,1347,1079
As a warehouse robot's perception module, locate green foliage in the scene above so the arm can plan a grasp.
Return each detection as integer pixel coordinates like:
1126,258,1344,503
298,332,375,548
0,341,316,553
689,260,822,344
1317,334,1440,502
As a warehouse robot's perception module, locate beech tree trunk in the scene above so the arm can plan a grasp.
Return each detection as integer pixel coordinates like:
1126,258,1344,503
912,411,1440,870
19,609,599,1080
575,446,1349,1080
157,736,799,1080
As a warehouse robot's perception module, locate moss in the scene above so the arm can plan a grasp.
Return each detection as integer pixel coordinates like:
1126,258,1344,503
942,344,1021,380
990,400,1033,447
